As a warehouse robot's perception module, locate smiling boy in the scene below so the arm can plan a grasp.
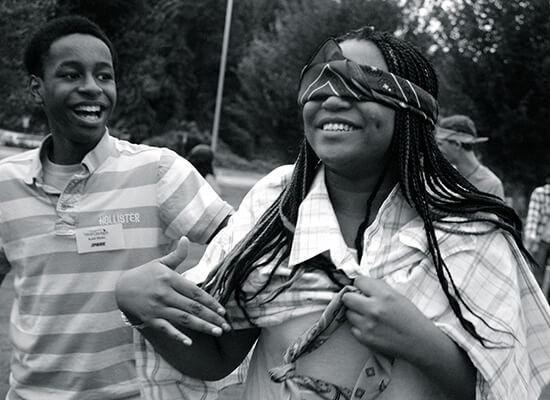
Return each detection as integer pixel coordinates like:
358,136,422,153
0,16,232,399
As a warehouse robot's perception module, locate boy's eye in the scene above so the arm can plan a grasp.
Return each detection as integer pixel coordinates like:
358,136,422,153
61,72,79,80
97,72,114,81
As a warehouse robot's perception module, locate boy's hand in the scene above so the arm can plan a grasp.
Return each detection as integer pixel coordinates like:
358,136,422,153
115,237,230,345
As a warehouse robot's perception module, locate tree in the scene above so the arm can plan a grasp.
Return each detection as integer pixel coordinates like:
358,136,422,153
428,0,550,200
223,0,407,159
0,0,55,133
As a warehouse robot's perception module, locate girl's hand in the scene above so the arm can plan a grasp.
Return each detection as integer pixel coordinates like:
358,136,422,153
342,276,436,363
115,237,230,345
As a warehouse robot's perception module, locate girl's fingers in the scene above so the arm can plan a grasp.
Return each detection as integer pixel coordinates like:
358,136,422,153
345,309,365,328
353,275,388,296
342,291,375,314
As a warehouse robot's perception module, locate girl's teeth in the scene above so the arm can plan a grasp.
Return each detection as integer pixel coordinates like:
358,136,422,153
75,105,100,112
322,123,355,132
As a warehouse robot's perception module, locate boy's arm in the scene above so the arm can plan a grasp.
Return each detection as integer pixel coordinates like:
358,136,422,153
116,237,259,380
140,325,259,381
156,150,233,245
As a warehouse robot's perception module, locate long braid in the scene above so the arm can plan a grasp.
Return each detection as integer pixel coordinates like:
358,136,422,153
202,27,534,341
343,28,532,346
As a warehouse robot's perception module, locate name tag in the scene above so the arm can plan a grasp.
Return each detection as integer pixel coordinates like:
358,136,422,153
75,224,126,254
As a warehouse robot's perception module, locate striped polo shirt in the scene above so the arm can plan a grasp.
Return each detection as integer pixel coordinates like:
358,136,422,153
0,132,232,399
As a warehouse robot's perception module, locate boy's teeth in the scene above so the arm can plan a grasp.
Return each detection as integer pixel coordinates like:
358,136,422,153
80,114,100,122
74,105,102,121
322,122,355,132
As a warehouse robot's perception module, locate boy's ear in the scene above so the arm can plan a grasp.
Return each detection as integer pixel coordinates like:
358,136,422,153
29,75,44,105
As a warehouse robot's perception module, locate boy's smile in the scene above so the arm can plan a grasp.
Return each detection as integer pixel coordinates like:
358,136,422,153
30,33,116,163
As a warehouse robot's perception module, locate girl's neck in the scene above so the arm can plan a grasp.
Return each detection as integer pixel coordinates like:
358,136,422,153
324,168,397,248
324,167,397,215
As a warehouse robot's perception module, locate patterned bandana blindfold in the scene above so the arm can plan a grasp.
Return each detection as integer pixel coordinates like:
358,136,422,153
297,39,438,126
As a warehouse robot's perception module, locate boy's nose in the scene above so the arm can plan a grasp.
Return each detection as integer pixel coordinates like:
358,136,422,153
78,75,103,95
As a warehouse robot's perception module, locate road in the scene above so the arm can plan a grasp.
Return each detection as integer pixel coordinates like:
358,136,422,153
0,145,25,159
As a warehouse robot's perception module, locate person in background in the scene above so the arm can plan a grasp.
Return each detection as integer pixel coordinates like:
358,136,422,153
436,114,505,199
524,177,550,299
0,15,232,399
116,27,550,400
188,143,222,195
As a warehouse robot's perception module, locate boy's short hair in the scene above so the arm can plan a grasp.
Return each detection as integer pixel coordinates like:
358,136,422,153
24,15,117,77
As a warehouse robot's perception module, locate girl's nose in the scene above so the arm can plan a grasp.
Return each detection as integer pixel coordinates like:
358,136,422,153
321,95,352,110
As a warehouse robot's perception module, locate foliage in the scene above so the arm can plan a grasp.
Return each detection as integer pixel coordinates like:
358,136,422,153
0,0,55,133
0,0,548,204
428,0,550,196
223,0,405,160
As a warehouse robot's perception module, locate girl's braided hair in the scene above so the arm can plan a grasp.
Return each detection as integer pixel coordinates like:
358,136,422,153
203,27,531,346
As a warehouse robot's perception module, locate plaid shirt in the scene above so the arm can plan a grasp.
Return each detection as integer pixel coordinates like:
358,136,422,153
525,184,550,258
136,165,550,400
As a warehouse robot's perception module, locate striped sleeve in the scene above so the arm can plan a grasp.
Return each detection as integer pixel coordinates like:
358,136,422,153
156,149,232,244
0,199,11,276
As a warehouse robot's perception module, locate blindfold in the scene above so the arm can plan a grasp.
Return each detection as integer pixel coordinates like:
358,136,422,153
297,39,438,126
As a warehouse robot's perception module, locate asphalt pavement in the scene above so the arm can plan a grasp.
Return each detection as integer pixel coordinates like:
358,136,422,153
0,145,25,159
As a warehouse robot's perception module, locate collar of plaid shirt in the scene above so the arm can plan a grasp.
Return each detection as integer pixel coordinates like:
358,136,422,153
297,39,438,126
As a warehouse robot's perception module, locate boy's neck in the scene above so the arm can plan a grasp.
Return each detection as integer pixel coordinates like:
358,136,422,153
49,133,103,165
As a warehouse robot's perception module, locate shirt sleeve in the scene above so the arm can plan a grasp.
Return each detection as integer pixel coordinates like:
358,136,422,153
425,232,549,400
156,149,233,244
0,211,11,277
396,221,550,400
183,165,292,286
492,181,505,201
524,187,546,252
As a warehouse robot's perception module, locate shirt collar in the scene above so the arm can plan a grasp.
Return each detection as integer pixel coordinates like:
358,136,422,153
24,129,115,186
288,166,400,277
288,167,341,268
285,165,481,279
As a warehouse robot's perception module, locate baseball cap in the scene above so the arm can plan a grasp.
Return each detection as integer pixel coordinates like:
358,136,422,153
436,115,489,144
